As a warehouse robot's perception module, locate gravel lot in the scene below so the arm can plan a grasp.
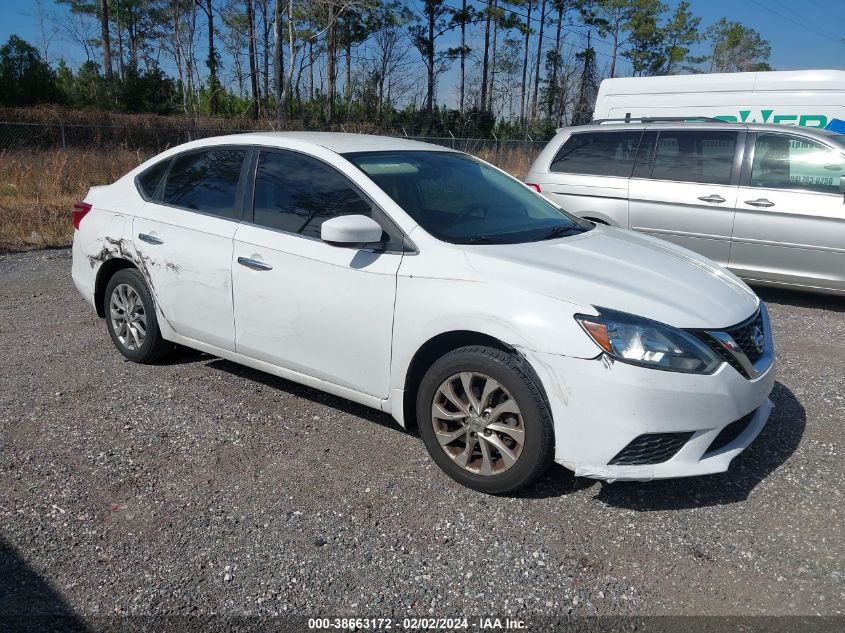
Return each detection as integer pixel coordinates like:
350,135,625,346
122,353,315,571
1,248,843,627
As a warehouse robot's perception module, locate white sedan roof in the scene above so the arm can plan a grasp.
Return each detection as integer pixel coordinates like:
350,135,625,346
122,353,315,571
232,131,452,154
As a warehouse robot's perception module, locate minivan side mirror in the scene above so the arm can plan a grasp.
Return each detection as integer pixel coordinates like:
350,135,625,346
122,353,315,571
321,214,384,246
840,175,845,195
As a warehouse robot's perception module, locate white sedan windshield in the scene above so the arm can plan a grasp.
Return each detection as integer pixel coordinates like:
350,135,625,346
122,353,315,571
345,150,592,244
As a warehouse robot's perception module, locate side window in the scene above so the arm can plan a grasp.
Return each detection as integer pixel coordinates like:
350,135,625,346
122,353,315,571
136,160,170,200
750,134,845,194
549,131,643,177
252,150,374,239
631,131,657,179
162,148,246,218
652,130,738,185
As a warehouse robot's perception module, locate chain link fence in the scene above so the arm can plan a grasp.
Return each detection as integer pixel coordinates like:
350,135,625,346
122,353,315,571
0,119,548,157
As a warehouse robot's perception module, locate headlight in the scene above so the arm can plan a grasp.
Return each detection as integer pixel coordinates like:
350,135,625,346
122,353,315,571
575,307,721,374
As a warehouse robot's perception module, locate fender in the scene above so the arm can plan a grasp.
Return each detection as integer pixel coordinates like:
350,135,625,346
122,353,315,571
386,272,602,426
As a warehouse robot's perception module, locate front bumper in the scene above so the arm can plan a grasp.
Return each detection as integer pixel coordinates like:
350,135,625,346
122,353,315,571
523,348,776,481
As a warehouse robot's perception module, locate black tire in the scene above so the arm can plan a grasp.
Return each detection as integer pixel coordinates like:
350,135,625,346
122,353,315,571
417,345,554,494
104,268,171,363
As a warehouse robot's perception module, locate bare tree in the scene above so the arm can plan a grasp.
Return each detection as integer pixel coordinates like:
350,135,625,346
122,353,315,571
166,0,188,112
246,0,260,118
409,0,453,130
480,2,492,111
274,0,284,120
362,2,412,117
28,0,60,65
546,0,568,118
519,1,533,125
186,4,200,103
495,36,522,120
489,1,499,113
278,0,361,121
220,1,249,98
58,10,98,64
196,0,220,114
450,0,475,115
95,0,112,80
256,0,272,113
572,29,597,125
327,2,338,121
159,0,200,113
531,0,547,121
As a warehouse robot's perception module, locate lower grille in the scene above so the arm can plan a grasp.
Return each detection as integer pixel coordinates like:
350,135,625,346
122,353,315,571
608,432,694,466
705,410,756,455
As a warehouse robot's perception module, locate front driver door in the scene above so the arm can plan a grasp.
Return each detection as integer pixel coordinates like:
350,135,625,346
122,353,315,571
731,132,845,291
231,148,405,399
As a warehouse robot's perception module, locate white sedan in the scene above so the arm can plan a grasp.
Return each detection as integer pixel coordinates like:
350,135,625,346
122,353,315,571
71,132,776,493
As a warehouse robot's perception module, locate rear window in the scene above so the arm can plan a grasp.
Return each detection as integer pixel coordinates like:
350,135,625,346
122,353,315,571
549,131,643,177
136,160,170,200
651,130,738,185
162,149,246,218
750,134,845,194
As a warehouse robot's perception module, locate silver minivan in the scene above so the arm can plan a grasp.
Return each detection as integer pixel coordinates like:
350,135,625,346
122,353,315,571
525,120,845,295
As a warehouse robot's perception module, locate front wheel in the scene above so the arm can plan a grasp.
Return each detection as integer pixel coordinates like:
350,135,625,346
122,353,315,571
417,346,554,494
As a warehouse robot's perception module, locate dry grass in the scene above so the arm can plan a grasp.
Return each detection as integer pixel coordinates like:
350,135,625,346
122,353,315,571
0,149,152,251
0,146,538,253
475,147,536,180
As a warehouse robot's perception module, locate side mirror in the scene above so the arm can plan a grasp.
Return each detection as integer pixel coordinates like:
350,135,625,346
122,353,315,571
840,175,845,194
321,214,384,246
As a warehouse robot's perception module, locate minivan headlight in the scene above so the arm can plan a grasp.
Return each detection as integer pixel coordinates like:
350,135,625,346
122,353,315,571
575,307,721,374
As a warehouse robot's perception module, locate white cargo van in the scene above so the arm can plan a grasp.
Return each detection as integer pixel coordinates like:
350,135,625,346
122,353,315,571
593,70,845,129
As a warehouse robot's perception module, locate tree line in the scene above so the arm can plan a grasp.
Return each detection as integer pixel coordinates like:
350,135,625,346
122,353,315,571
1,0,773,136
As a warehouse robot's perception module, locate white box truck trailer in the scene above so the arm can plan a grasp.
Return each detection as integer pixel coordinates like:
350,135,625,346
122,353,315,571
593,69,845,129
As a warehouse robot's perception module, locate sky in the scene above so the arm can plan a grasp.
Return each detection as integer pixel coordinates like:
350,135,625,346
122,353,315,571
0,0,843,109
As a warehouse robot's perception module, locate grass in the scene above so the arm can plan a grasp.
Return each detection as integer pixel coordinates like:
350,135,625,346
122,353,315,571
0,149,148,252
0,146,538,253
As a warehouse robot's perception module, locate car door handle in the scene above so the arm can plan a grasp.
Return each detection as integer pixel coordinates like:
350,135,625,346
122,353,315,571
237,256,273,271
138,233,164,245
744,198,775,208
698,195,726,204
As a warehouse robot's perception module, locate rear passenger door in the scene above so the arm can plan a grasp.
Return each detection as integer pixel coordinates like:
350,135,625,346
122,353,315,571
731,132,845,291
539,130,642,227
628,128,744,266
132,147,249,351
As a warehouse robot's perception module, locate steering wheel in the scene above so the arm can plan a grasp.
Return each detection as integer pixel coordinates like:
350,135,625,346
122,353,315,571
452,202,488,227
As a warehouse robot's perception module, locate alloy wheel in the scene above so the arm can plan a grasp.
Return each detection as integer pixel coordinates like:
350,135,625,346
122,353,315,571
109,283,147,351
431,371,525,476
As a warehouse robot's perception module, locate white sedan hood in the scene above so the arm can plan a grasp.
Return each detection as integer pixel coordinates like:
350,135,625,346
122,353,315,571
464,226,759,329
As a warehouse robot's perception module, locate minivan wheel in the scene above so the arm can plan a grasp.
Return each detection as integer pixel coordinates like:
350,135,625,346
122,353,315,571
104,268,171,363
417,345,554,494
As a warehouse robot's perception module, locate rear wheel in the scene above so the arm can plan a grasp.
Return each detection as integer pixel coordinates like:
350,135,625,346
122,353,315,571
104,268,171,363
417,345,554,494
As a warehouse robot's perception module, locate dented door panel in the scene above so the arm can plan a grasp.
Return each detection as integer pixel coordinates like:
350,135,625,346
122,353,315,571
131,203,237,351
232,223,402,398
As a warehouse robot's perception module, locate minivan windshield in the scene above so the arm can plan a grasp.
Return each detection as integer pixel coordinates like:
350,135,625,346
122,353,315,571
345,150,592,244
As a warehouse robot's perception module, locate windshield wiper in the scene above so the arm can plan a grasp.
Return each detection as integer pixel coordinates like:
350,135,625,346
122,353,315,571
538,225,587,241
463,235,503,244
